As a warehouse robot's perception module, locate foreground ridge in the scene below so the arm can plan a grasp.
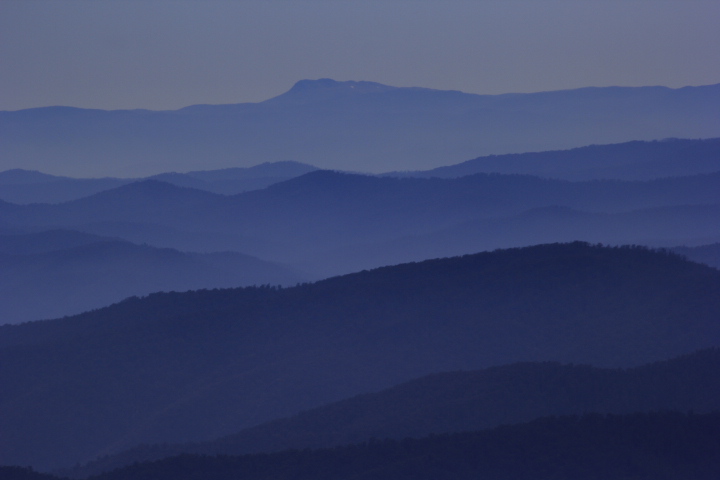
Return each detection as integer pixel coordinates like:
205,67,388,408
3,242,720,470
30,412,720,480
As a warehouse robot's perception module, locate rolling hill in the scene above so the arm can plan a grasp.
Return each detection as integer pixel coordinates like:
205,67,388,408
0,161,318,205
2,243,720,470
2,170,720,275
0,231,305,324
69,348,720,477
673,243,720,270
31,412,720,480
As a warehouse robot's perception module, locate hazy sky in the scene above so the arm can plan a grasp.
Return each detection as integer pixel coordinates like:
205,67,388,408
1,0,719,111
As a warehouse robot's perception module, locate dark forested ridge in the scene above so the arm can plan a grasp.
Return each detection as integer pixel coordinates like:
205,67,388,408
69,348,720,477
391,137,720,181
36,412,720,480
673,243,720,270
0,467,60,480
3,243,720,470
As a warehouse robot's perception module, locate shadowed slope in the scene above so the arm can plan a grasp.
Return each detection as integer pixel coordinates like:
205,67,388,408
2,243,720,469
70,348,720,477
61,413,720,480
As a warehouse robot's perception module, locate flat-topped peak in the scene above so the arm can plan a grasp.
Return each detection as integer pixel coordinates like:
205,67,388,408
289,78,396,94
260,79,400,105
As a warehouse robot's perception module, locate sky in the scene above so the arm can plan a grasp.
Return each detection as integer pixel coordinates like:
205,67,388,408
1,0,719,111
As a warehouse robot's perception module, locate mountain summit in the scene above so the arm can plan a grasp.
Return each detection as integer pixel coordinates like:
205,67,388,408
1,80,718,176
284,78,398,96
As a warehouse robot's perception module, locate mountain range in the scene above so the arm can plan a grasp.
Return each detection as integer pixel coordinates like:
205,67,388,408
2,138,719,205
67,348,720,478
2,242,720,470
2,79,718,177
2,167,720,278
391,137,720,181
0,137,719,324
0,230,304,323
3,80,720,478
0,161,317,204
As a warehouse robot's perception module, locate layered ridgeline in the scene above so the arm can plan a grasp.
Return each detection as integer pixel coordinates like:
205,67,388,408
2,243,720,470
0,230,305,324
1,153,719,325
2,79,719,177
1,168,720,277
31,412,720,480
2,138,718,205
69,348,720,477
391,137,720,181
2,137,719,205
0,161,317,204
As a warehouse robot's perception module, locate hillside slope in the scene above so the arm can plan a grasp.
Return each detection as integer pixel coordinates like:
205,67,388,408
2,243,720,469
58,413,720,480
71,348,720,477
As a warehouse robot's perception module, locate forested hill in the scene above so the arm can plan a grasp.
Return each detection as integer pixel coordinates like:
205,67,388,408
70,348,720,477
35,412,720,480
3,243,720,470
673,243,720,270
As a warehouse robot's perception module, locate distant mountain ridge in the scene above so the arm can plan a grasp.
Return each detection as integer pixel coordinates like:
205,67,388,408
388,137,720,181
0,230,305,324
2,168,720,276
4,138,719,204
0,161,317,204
3,161,720,324
2,79,718,176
